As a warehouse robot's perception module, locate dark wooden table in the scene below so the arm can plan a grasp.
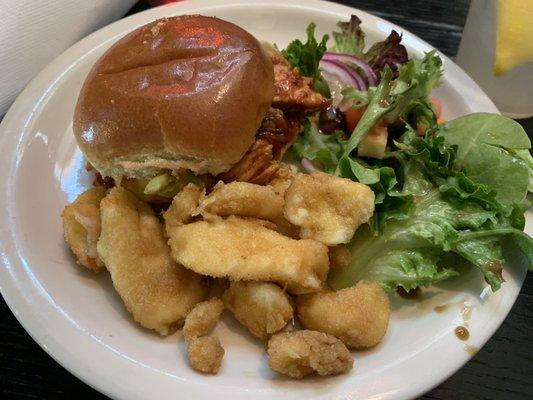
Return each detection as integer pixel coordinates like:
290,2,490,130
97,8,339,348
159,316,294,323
1,1,531,399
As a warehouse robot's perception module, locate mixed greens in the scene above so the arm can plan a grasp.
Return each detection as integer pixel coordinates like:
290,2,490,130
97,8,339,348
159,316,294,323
283,16,533,292
281,22,329,82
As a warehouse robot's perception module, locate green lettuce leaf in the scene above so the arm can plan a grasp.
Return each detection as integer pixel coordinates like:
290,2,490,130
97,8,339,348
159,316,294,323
337,67,396,167
282,23,329,81
329,225,459,292
328,188,498,291
455,228,533,290
334,51,443,170
439,113,531,206
293,120,398,204
384,50,443,124
288,21,532,293
326,119,533,292
330,15,408,76
454,236,504,290
511,149,533,193
341,87,370,106
292,119,345,173
331,15,365,56
338,157,397,204
363,30,408,76
397,129,513,215
391,51,443,99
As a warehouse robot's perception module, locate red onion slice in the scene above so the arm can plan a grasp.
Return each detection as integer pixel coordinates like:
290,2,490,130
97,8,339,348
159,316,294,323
319,59,367,91
323,52,378,86
301,158,318,173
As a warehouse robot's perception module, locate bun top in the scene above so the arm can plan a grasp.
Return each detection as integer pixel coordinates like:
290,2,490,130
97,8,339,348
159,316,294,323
74,15,274,178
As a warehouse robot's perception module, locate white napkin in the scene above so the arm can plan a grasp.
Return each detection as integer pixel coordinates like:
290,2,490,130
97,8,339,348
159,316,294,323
0,0,137,116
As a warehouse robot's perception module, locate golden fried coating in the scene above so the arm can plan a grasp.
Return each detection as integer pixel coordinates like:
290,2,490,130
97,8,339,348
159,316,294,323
267,330,353,379
163,183,203,234
223,282,293,340
296,282,390,348
97,187,208,335
61,187,106,272
183,298,225,374
187,336,224,374
270,218,301,239
194,181,284,221
329,245,352,269
167,216,329,294
259,165,301,238
183,298,224,341
268,164,296,196
284,172,375,245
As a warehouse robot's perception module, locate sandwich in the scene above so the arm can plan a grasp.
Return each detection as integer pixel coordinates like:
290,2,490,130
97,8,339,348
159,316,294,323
74,15,328,197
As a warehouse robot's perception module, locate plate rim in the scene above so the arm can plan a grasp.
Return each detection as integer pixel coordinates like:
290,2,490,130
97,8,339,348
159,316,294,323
0,1,523,400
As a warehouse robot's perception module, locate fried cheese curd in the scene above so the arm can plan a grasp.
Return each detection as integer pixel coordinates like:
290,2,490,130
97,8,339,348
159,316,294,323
284,172,375,245
268,164,296,196
183,298,225,374
97,187,209,335
266,166,301,238
296,282,391,349
164,174,329,294
164,183,204,232
183,298,225,341
187,336,225,374
166,215,329,294
193,177,301,238
194,181,284,221
267,330,353,379
61,187,106,271
223,281,293,340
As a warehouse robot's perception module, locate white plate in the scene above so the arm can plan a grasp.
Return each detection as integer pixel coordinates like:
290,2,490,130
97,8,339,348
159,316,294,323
0,1,530,399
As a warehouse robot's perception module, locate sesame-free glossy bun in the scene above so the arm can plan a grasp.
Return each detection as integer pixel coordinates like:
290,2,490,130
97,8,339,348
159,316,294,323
74,15,274,178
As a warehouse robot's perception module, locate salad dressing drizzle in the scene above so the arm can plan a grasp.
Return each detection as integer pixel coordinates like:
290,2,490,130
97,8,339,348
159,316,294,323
455,326,470,341
464,345,478,356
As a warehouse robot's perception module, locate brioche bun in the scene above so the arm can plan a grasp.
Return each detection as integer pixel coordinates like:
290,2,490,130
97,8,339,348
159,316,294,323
74,15,274,179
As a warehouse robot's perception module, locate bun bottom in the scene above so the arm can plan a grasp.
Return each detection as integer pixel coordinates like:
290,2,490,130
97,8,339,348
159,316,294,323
89,153,234,180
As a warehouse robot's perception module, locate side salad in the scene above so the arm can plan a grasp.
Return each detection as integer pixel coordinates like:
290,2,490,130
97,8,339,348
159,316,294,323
282,15,533,292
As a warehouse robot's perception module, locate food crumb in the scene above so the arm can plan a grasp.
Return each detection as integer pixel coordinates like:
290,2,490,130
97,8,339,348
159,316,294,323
434,304,449,313
187,336,224,374
267,330,353,379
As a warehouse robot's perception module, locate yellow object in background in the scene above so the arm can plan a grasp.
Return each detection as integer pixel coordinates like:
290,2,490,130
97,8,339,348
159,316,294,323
494,0,533,75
